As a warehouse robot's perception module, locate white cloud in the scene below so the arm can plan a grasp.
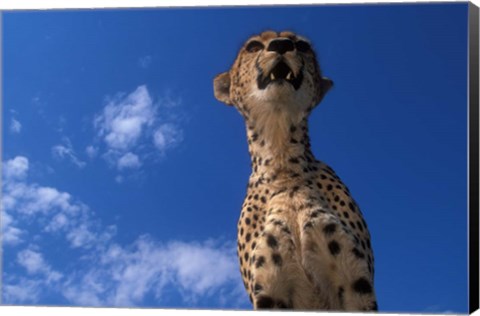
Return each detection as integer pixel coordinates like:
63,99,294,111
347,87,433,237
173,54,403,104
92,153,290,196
10,118,22,133
17,248,49,275
2,155,247,308
153,124,183,153
117,152,141,170
90,85,185,180
85,145,98,158
138,55,152,69
62,237,244,307
94,85,155,151
17,248,63,285
52,138,86,168
3,279,42,304
3,156,29,180
2,156,102,250
1,211,24,246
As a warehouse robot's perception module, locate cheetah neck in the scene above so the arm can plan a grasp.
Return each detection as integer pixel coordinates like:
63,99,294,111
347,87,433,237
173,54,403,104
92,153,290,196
245,112,316,182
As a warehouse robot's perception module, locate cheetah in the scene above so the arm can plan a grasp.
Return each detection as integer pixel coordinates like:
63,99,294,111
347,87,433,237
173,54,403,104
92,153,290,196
213,31,377,311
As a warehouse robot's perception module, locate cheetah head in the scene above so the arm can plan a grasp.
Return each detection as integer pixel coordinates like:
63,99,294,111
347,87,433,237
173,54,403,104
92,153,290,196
214,31,333,119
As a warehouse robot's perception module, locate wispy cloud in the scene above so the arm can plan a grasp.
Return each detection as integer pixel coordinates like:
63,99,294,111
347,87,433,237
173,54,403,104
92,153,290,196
117,152,141,170
52,137,86,168
153,124,183,153
17,248,63,282
63,237,244,307
1,155,248,308
138,55,152,69
2,156,103,249
10,118,22,133
89,85,184,180
85,145,98,159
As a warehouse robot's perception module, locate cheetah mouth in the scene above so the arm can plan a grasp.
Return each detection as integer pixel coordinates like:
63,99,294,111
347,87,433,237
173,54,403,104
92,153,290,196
257,61,304,90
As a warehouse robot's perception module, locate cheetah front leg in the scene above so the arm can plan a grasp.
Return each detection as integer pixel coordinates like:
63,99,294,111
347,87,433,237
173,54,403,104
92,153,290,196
299,208,378,311
248,215,320,310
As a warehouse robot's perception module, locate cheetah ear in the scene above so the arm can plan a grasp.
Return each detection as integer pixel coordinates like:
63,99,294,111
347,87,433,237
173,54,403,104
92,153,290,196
214,72,233,106
315,76,333,104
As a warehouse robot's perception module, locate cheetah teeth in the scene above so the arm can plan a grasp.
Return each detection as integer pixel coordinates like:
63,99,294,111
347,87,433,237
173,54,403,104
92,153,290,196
286,71,293,80
270,73,276,80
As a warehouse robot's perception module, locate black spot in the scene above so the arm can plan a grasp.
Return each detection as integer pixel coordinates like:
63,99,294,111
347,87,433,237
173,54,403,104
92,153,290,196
343,211,350,219
245,218,251,225
352,277,373,294
240,227,244,236
256,296,274,309
254,194,259,200
323,223,336,236
252,241,256,249
352,248,365,259
328,240,341,256
338,286,345,306
349,202,355,212
267,234,278,249
289,186,300,198
290,125,297,133
320,174,327,180
327,184,333,191
246,233,251,243
255,256,265,268
271,253,283,266
289,157,299,164
260,196,267,203
244,252,249,262
357,221,364,232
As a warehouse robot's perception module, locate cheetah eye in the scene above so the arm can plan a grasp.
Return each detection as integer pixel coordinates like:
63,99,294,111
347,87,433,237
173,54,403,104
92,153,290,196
295,40,311,53
246,40,264,53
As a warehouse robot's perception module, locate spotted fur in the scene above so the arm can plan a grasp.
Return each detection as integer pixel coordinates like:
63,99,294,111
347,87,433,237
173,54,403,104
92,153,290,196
213,30,377,311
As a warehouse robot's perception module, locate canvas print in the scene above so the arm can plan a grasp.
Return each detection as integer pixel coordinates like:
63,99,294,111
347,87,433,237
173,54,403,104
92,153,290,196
1,3,472,313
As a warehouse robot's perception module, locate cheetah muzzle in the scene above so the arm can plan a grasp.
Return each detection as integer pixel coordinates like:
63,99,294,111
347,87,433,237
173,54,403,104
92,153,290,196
257,60,304,90
213,30,377,312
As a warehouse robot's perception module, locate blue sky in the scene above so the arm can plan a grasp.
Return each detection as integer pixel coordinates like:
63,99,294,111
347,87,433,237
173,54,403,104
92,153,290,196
2,3,469,312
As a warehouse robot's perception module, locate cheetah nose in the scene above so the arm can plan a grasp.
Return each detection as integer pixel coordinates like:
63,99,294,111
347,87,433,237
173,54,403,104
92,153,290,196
267,38,295,55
